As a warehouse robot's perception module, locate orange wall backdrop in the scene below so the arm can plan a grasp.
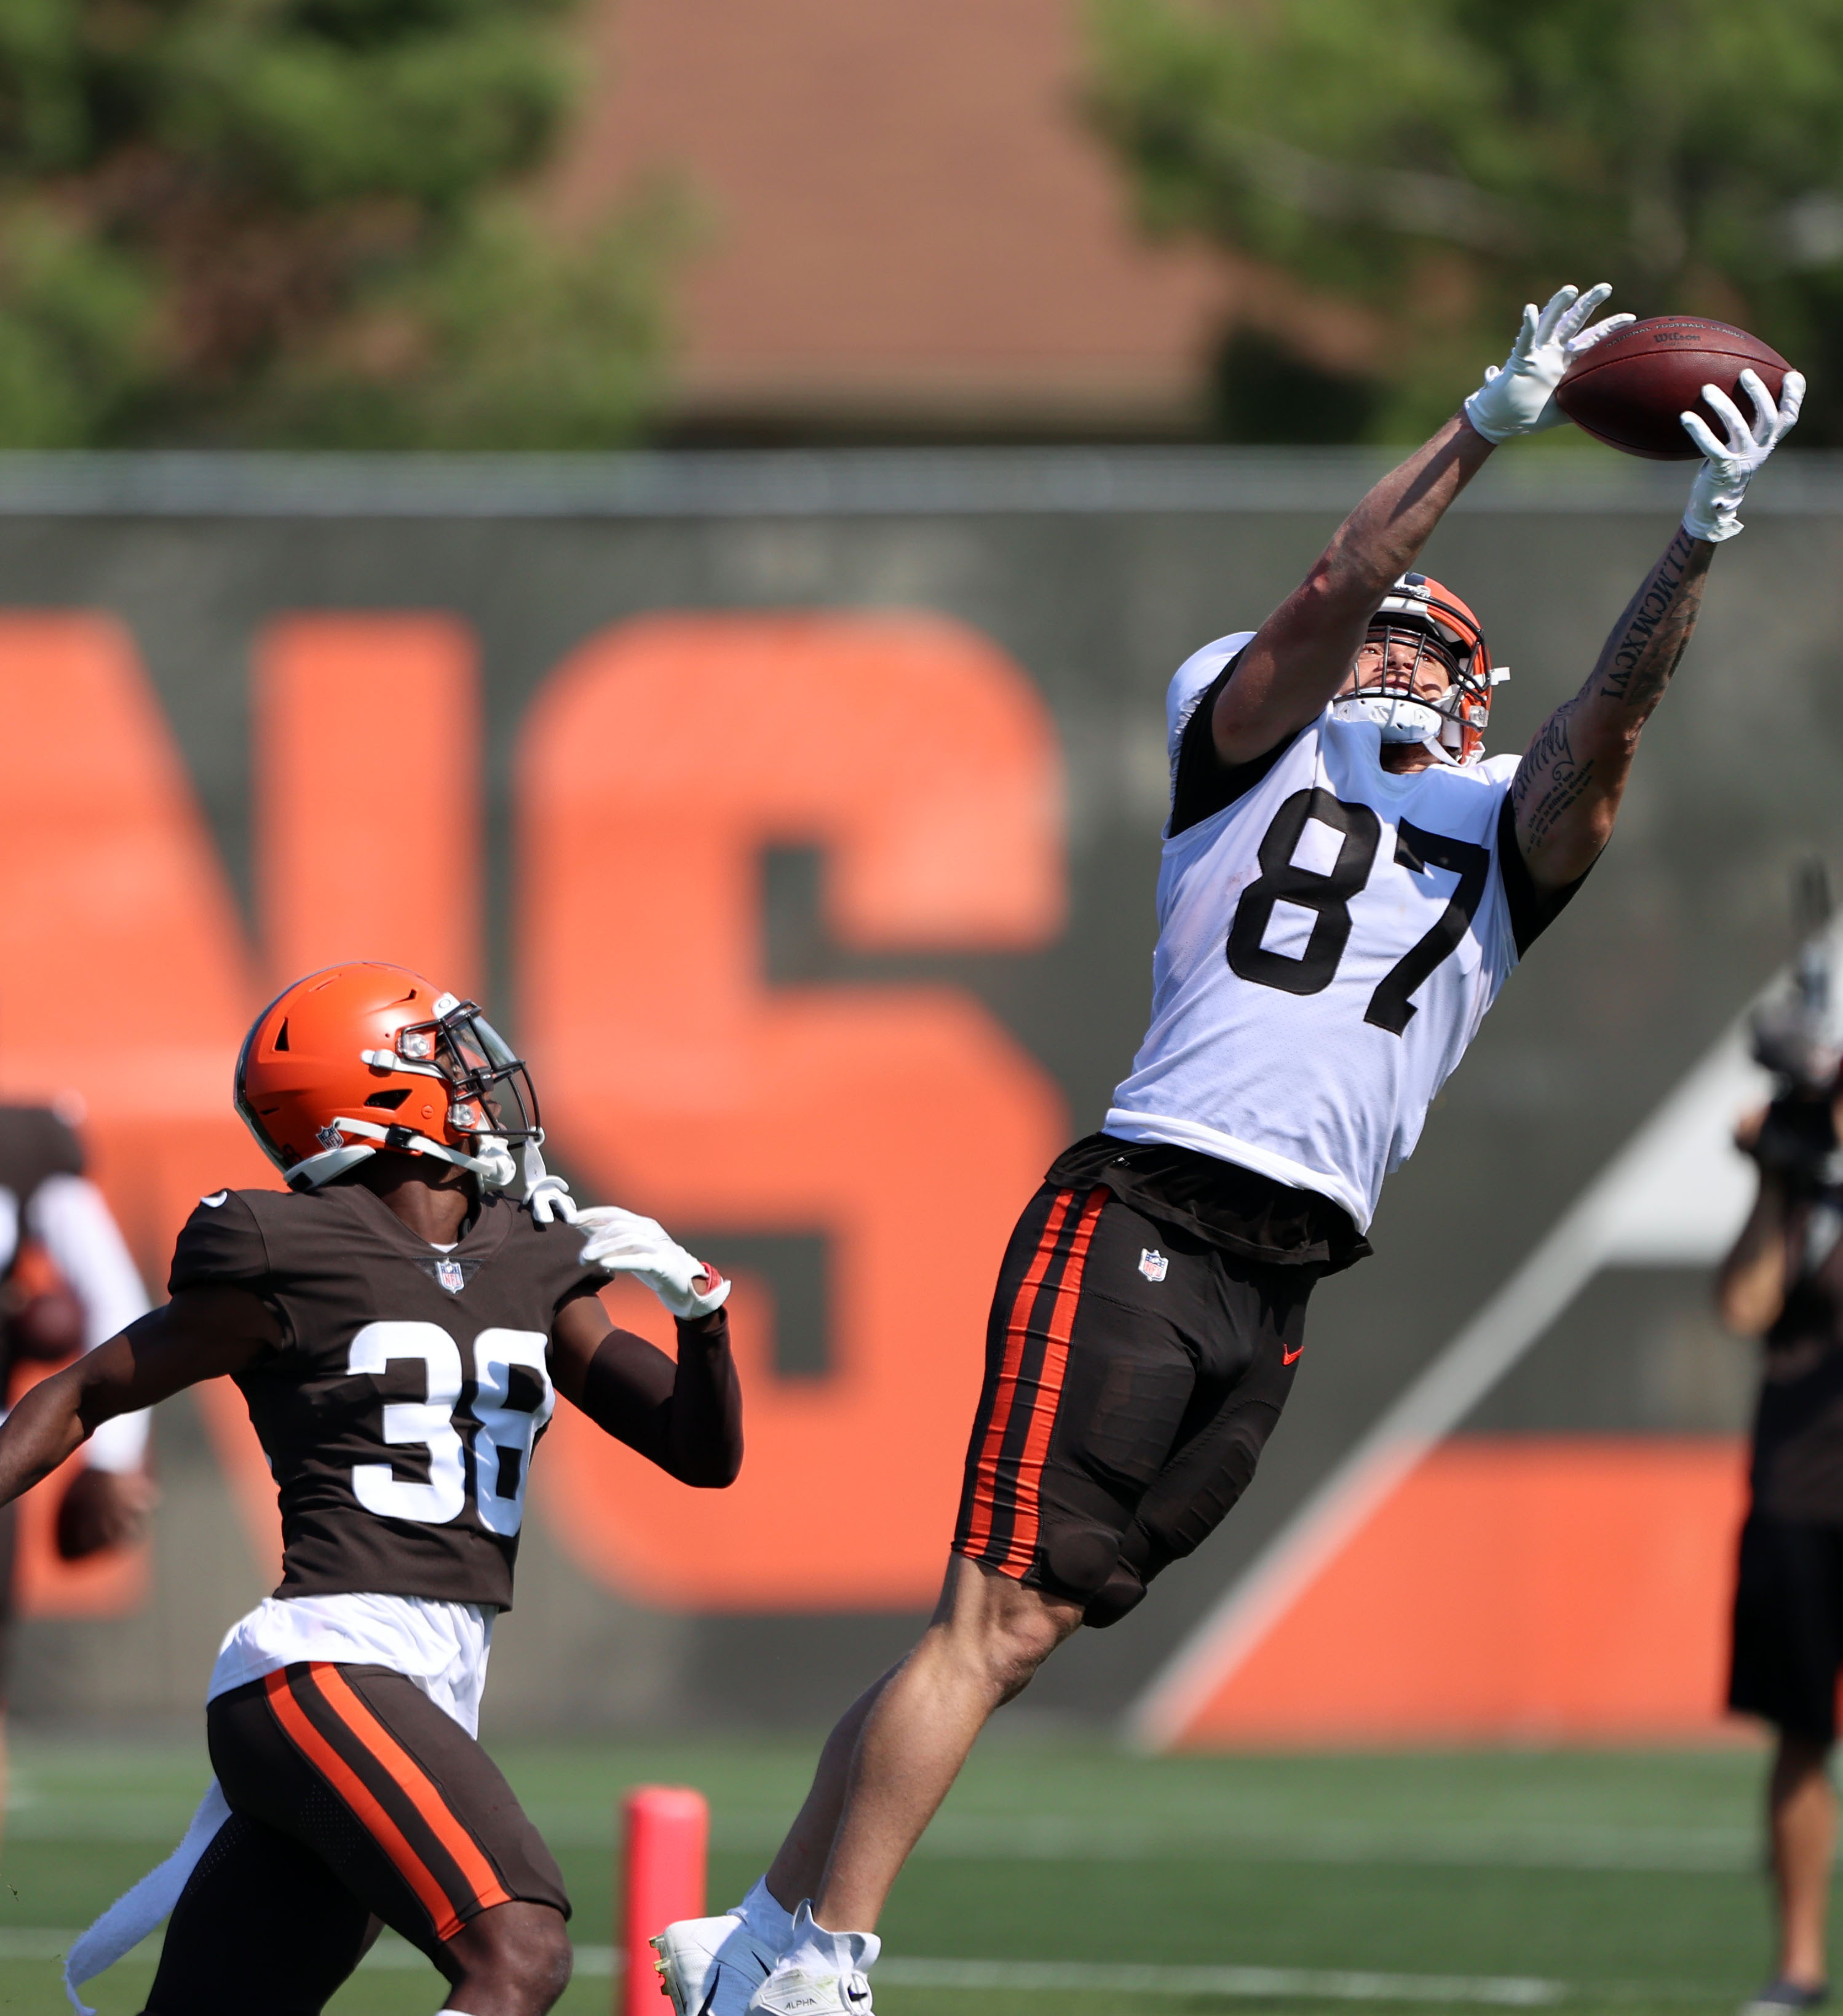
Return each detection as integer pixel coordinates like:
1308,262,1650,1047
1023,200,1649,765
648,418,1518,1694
253,614,482,998
520,614,1068,1607
1176,1436,1753,1747
0,615,269,1254
0,606,1067,1617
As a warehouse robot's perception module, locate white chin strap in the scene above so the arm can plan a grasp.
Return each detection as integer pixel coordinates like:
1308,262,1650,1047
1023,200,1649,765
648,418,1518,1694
286,1117,520,1193
1330,693,1464,765
285,1121,580,1221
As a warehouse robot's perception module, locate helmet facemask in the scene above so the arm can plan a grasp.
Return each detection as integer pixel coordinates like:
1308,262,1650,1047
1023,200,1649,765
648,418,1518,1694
342,993,542,1191
397,998,542,1150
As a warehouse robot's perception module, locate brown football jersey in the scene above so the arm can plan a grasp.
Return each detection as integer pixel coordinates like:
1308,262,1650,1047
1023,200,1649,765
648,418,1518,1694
168,1183,607,1608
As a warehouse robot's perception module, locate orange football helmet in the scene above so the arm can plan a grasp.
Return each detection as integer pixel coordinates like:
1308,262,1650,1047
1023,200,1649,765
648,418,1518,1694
234,963,542,1193
1333,572,1508,765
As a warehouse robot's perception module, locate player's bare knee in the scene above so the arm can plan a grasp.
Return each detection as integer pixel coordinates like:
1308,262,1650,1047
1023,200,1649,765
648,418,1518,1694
972,1593,1076,1700
450,1900,573,2011
983,1633,1048,1704
935,1615,1035,1699
930,1600,1053,1704
990,1651,1047,1706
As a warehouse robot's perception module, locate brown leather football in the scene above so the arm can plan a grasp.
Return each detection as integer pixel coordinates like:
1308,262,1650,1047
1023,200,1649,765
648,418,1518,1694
1555,315,1791,460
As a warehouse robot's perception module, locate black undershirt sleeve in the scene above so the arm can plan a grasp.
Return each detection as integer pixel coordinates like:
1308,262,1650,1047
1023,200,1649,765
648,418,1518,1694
1168,651,1303,836
1496,790,1594,957
576,1306,742,1486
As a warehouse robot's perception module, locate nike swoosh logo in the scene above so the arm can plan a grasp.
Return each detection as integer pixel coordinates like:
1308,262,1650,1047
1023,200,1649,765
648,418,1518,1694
200,1190,228,1208
1282,1344,1304,1365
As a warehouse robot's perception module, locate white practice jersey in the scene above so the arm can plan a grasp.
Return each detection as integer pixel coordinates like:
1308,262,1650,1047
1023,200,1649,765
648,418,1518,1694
1106,634,1526,1232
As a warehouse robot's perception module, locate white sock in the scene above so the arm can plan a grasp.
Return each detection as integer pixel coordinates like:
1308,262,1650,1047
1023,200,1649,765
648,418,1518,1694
787,1900,880,1973
732,1874,796,1947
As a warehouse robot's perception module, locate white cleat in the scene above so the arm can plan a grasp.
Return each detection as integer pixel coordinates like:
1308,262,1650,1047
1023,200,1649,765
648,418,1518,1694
652,1913,783,2016
745,1905,879,2015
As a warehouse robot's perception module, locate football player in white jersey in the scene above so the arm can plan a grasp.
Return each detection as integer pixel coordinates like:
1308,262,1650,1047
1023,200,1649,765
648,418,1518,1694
652,285,1806,2016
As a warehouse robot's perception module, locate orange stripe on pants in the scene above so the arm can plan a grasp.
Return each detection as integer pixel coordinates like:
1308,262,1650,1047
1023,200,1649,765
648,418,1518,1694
961,1188,1077,1557
997,1186,1107,1575
311,1664,512,1921
263,1668,464,1941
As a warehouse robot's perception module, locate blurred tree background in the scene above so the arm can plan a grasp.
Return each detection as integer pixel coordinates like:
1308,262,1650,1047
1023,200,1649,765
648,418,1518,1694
0,0,675,446
1087,0,1843,444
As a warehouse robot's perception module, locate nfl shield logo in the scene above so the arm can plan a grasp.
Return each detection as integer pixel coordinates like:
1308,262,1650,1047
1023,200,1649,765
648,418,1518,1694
1138,1248,1168,1283
435,1258,466,1295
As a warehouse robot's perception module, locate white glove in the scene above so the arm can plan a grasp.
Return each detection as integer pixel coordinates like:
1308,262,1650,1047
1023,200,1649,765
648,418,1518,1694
576,1205,731,1319
1463,283,1634,443
1681,368,1805,543
526,1174,578,1225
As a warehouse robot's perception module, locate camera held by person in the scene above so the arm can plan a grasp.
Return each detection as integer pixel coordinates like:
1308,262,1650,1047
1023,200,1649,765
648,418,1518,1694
1745,862,1843,1196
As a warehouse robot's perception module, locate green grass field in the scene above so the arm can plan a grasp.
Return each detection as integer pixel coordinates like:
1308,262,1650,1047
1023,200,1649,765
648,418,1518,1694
0,1731,1793,2015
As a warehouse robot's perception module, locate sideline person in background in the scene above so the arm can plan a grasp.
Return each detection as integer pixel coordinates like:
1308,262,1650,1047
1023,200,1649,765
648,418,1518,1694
1718,1070,1843,2015
653,285,1805,2016
0,1103,153,1824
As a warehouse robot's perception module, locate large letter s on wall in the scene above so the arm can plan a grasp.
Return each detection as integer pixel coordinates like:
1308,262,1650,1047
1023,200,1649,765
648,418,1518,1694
521,614,1067,1608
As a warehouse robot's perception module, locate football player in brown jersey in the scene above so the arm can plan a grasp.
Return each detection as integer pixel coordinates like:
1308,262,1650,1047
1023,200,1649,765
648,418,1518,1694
0,963,742,2016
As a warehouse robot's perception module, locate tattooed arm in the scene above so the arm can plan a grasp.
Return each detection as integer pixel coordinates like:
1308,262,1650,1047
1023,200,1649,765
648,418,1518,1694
1512,367,1804,895
1510,526,1713,891
1211,416,1492,764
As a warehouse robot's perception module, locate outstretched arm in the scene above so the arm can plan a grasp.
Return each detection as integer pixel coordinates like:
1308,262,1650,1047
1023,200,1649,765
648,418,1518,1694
1510,528,1711,889
553,1204,740,1483
1210,418,1494,764
1512,369,1805,892
1213,285,1632,766
550,1292,742,1486
0,1285,276,1509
